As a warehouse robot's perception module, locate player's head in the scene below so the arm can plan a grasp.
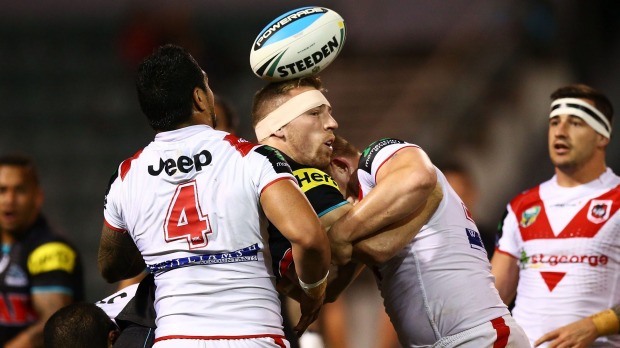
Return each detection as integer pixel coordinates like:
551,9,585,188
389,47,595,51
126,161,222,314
0,154,43,237
251,76,338,168
548,84,613,171
44,302,119,348
214,94,238,133
136,44,215,132
327,135,360,201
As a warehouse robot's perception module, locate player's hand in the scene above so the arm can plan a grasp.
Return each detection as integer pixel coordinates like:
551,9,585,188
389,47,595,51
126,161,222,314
534,317,598,348
294,291,325,337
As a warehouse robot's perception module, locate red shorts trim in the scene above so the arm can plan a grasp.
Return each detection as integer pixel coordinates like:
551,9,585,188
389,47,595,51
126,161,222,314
491,316,510,348
155,333,287,346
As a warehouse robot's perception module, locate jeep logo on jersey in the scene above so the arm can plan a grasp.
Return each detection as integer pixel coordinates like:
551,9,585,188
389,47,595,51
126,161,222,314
520,205,540,228
148,150,213,176
588,200,612,224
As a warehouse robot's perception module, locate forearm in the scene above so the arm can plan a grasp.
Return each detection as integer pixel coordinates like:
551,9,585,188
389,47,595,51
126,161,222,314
334,170,435,245
352,184,442,264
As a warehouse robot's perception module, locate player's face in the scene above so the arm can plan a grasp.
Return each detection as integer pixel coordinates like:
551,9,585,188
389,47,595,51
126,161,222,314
548,106,603,171
282,87,338,169
0,166,42,235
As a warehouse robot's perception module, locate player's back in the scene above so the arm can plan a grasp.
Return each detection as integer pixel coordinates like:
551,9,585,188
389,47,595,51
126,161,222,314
104,125,293,339
377,167,509,346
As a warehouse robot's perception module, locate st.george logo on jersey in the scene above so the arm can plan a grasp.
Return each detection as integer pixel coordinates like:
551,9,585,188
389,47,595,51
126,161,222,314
588,200,612,224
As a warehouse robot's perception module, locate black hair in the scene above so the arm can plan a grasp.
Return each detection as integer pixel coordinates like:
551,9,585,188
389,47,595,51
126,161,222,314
136,44,206,131
44,303,116,348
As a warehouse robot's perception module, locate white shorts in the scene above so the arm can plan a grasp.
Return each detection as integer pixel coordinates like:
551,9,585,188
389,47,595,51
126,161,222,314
153,335,290,348
432,315,530,348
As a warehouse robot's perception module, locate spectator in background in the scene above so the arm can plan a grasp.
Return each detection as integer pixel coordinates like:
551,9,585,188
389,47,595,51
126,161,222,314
214,94,239,134
491,84,620,347
0,154,84,347
44,303,118,348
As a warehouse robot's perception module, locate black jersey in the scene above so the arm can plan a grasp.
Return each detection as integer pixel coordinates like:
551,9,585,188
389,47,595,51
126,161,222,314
0,216,84,344
266,151,348,281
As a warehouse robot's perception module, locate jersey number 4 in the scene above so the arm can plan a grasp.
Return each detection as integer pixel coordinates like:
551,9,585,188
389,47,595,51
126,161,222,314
164,180,212,249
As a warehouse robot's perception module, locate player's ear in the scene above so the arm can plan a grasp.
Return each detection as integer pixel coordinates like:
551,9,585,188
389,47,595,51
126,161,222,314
108,326,120,347
273,128,285,139
597,133,610,148
193,87,207,112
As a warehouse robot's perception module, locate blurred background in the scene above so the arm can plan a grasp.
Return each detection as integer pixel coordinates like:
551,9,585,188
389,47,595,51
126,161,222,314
1,0,619,345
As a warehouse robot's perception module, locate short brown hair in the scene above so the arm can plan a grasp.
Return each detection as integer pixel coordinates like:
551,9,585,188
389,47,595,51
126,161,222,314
251,76,325,127
331,135,359,161
550,84,614,127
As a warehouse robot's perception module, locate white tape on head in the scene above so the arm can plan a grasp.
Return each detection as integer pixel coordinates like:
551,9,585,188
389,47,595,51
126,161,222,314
550,98,611,138
255,90,330,141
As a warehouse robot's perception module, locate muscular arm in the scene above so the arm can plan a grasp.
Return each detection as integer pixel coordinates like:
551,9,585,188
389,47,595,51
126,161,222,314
6,292,73,348
490,251,520,305
352,183,442,265
329,147,437,264
261,179,331,336
98,224,146,283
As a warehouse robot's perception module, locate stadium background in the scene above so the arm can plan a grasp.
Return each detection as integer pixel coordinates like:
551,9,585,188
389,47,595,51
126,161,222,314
1,1,619,338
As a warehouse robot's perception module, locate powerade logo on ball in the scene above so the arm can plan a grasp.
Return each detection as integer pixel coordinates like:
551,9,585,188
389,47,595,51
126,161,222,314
253,7,327,51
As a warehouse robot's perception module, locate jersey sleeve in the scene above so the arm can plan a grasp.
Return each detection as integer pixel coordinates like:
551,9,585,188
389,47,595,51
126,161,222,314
357,138,418,199
495,204,522,258
103,166,127,232
27,241,82,296
252,145,296,194
292,167,347,217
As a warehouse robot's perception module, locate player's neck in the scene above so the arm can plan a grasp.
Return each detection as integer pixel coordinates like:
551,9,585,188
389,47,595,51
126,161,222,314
555,160,607,187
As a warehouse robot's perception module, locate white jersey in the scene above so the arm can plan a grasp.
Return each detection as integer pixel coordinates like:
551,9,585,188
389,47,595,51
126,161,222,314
497,168,620,347
357,139,510,347
96,283,139,324
104,125,295,341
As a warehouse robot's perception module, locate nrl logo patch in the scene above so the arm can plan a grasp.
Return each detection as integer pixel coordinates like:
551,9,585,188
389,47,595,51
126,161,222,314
587,200,612,224
520,205,541,228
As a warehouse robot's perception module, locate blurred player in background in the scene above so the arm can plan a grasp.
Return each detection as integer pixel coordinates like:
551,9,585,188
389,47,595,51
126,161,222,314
491,84,620,347
0,154,84,348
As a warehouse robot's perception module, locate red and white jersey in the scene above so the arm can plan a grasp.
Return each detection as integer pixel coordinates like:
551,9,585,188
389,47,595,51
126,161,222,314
104,125,295,340
497,168,620,347
357,139,509,347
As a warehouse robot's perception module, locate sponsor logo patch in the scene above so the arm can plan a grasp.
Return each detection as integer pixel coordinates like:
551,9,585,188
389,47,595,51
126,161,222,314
587,199,612,224
294,168,339,192
520,205,541,228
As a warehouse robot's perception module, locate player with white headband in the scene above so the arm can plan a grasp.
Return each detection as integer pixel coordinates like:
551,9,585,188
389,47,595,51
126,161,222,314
492,84,620,347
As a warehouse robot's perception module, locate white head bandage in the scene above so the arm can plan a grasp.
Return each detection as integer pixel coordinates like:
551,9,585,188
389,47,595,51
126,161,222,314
255,90,330,141
550,98,612,138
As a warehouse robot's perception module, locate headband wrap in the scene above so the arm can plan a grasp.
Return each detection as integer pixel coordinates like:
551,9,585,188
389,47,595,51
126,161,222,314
255,90,330,141
550,98,611,138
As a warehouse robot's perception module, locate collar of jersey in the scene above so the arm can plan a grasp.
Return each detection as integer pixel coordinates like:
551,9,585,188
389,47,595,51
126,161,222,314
154,125,213,142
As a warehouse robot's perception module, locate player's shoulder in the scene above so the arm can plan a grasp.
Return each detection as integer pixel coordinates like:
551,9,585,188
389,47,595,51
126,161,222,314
359,138,409,173
292,167,339,194
509,184,542,211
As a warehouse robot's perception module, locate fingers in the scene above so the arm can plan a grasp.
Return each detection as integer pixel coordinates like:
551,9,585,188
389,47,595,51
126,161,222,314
534,332,557,346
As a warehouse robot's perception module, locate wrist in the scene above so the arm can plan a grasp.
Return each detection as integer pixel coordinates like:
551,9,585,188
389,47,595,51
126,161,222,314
299,270,329,299
590,309,620,336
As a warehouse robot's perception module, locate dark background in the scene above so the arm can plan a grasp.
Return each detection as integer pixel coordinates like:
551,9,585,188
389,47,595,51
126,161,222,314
1,0,619,301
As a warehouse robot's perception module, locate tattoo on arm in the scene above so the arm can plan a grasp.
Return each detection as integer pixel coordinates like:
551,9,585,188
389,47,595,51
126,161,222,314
98,227,145,282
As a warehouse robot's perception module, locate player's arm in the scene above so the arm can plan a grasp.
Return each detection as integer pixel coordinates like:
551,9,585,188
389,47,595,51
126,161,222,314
5,292,73,348
490,251,519,305
352,183,442,265
261,178,331,336
534,306,620,348
329,147,436,265
98,224,146,283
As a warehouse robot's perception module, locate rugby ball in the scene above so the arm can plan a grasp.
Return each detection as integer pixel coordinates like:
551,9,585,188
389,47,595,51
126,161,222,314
250,6,346,81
